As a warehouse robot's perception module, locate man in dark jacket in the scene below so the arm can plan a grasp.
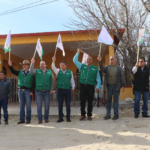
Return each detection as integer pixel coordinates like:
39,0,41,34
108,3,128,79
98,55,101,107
0,71,12,125
97,55,126,120
8,60,34,124
132,57,149,118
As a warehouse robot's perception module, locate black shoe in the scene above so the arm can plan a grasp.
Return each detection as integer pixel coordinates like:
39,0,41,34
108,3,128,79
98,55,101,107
112,115,119,120
142,114,150,118
67,118,71,122
17,121,25,124
135,115,139,118
57,119,64,123
4,121,8,125
104,115,111,120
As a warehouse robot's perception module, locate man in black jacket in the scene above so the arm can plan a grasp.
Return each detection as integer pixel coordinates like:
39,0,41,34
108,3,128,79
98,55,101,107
132,57,149,118
0,71,12,125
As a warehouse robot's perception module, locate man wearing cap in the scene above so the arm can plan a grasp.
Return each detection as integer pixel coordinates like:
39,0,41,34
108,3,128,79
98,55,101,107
73,49,101,121
30,58,54,124
8,60,34,124
52,56,75,123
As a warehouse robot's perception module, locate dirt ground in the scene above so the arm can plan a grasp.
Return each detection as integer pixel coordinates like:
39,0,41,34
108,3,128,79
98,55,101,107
0,107,150,150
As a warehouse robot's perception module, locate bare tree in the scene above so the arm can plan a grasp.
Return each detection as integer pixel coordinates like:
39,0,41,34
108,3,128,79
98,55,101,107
141,0,150,12
66,0,150,84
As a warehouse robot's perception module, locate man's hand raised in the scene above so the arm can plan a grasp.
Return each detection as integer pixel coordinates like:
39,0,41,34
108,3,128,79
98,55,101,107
77,49,81,54
8,60,12,66
31,58,35,64
97,55,102,62
52,56,56,63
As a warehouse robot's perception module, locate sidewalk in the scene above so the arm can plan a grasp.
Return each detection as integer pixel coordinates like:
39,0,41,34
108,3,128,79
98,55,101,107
5,100,135,116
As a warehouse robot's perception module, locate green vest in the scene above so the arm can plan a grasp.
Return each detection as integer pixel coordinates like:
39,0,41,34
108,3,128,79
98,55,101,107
36,69,52,90
56,69,72,89
80,64,98,85
18,70,33,88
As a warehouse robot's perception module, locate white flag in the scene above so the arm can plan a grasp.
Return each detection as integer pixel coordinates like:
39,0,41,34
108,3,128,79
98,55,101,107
82,52,89,64
36,38,44,60
56,34,65,56
98,26,113,45
4,30,11,53
137,29,147,46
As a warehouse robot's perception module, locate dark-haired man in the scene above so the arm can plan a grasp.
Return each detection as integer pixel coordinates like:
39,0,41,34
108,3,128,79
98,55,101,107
30,58,54,124
52,56,75,123
0,71,12,125
132,57,150,118
8,60,34,124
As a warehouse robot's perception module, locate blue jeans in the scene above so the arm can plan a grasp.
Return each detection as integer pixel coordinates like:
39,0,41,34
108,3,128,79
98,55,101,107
58,89,71,119
134,90,149,116
36,90,50,121
18,89,32,122
106,84,120,116
0,99,8,122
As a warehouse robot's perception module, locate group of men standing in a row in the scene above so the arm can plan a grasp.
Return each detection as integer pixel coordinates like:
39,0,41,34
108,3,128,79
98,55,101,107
0,49,149,125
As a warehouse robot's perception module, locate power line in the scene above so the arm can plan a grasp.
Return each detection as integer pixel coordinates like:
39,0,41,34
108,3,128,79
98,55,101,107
0,0,58,16
0,0,45,14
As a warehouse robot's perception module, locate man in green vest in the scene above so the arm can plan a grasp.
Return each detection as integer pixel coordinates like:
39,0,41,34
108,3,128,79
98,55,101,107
30,58,54,124
52,56,75,123
8,60,34,124
73,49,101,121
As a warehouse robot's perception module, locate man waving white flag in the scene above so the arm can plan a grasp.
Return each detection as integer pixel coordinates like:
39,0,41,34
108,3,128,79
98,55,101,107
36,38,44,60
98,26,113,45
4,30,11,53
56,34,65,56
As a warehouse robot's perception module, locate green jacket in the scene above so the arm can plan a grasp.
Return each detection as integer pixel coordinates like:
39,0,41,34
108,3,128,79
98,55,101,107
56,69,72,89
36,69,52,90
80,64,98,85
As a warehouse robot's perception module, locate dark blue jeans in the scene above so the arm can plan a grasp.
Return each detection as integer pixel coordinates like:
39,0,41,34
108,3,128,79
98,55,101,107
0,98,8,122
106,84,120,116
58,89,71,119
134,90,149,116
36,90,50,121
18,89,32,122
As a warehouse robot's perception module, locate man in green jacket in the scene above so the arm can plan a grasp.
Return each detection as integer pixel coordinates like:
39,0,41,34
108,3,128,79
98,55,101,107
52,56,75,123
73,49,101,121
30,58,54,124
8,60,34,124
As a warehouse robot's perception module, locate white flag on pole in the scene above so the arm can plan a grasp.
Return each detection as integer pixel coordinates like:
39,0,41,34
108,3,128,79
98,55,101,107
98,26,113,45
137,29,147,46
36,38,44,60
56,34,65,56
4,30,11,53
82,52,89,64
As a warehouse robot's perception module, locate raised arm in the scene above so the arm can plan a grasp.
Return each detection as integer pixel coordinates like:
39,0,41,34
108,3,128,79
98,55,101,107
29,58,36,75
97,55,107,73
8,60,20,76
132,62,138,74
73,49,83,70
51,56,60,75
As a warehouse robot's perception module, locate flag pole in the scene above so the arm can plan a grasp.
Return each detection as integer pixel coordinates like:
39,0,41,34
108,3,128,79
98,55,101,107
54,47,57,56
33,49,37,58
9,47,11,61
99,42,102,56
137,46,140,62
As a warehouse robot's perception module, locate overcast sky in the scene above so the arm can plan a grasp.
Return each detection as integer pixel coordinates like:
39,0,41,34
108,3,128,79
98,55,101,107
0,0,76,34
